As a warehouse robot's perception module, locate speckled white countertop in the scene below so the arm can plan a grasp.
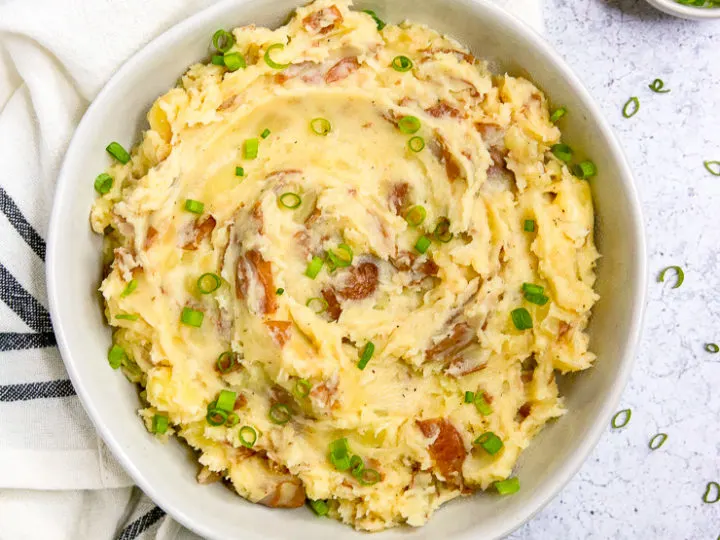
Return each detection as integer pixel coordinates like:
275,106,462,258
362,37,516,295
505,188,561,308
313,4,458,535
510,1,720,538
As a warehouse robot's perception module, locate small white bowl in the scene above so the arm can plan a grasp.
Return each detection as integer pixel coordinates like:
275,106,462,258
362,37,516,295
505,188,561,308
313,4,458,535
46,0,647,538
645,0,720,19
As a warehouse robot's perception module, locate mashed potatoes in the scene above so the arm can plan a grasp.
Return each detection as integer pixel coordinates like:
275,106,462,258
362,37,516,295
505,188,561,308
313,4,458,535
90,0,599,531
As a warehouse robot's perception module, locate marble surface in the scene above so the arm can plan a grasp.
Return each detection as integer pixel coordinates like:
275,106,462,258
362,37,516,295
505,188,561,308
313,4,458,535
510,1,720,538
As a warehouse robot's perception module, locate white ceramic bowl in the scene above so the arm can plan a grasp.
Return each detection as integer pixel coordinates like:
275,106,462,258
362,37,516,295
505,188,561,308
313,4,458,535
645,0,720,19
46,1,647,538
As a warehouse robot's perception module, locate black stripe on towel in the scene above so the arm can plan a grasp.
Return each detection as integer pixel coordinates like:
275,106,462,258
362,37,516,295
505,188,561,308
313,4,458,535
116,506,166,540
0,186,46,261
0,263,53,333
0,379,75,402
0,332,56,352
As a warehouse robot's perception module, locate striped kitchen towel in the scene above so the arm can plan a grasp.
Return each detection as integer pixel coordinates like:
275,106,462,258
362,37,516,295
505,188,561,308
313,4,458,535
0,0,543,538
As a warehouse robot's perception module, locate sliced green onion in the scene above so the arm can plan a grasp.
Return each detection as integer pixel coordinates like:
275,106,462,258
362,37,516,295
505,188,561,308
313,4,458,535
276,288,285,296
185,199,205,214
573,160,597,179
522,283,544,295
657,265,684,289
235,166,245,177
408,136,425,153
414,235,431,254
433,218,453,243
309,499,329,516
206,408,228,426
474,391,493,416
404,205,427,227
260,128,271,139
226,412,240,427
648,79,670,93
705,343,719,354
523,219,535,232
269,403,291,424
116,313,139,321
180,307,204,327
152,414,169,434
357,342,375,370
216,351,240,373
622,97,640,118
239,425,258,448
349,455,364,478
306,297,329,314
549,107,567,123
106,142,130,164
294,379,312,399
398,115,421,134
704,161,720,176
391,55,413,72
648,433,668,450
108,344,126,369
358,468,381,486
94,173,113,194
212,29,235,53
244,138,259,159
264,43,290,70
550,143,573,162
310,117,332,136
525,293,549,306
327,243,354,269
611,408,632,428
279,192,302,209
223,52,246,71
474,431,503,455
305,256,324,279
211,55,225,66
703,481,720,504
121,279,138,298
197,273,221,294
329,438,351,471
464,391,475,403
362,9,386,30
494,477,520,495
511,308,532,330
216,389,237,412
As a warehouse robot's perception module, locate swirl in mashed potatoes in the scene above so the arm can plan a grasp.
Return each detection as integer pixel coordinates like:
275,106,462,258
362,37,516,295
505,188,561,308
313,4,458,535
91,0,599,531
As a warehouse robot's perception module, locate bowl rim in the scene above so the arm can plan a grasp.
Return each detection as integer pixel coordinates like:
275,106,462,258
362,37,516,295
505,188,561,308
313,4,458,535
645,0,720,19
46,0,647,538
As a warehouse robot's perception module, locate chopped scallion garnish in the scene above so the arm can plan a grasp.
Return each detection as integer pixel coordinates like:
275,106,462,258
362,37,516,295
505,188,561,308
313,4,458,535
244,138,259,159
185,199,205,214
549,107,567,123
464,391,475,403
494,477,520,495
264,43,290,70
648,433,668,451
305,256,324,279
94,173,113,194
474,431,503,455
121,279,138,298
391,55,413,72
239,425,258,448
223,52,246,71
235,166,245,177
306,297,329,314
294,379,312,399
362,9,386,30
106,142,131,164
206,408,228,426
310,117,332,135
408,136,425,152
197,273,221,294
657,265,684,289
522,283,544,295
524,219,535,232
212,29,235,53
180,307,204,327
433,218,453,242
309,499,330,516
398,115,421,134
276,288,285,296
414,235,431,254
269,403,291,424
703,481,720,504
357,342,375,370
108,344,125,369
550,143,573,162
216,389,237,412
648,79,670,93
704,161,720,176
279,192,302,209
405,205,427,227
358,468,381,485
152,414,169,434
705,343,719,354
226,412,240,427
611,408,632,428
211,55,225,66
216,351,239,373
261,128,271,139
573,160,597,179
622,97,640,118
511,308,532,330
329,438,351,470
474,391,493,416
115,314,139,321
327,243,353,269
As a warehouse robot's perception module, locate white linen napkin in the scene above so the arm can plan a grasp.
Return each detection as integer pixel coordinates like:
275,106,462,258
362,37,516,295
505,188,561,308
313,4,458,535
0,1,543,538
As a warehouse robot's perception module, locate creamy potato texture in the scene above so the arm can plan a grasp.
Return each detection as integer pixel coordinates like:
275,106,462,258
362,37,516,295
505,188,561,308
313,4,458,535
91,0,599,531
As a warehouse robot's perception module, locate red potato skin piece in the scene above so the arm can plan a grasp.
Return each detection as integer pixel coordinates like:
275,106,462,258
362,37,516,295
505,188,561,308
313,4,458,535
416,418,466,484
338,262,379,300
265,320,292,347
425,322,475,363
181,216,216,250
321,288,342,321
426,101,463,119
389,182,410,215
236,249,278,315
325,57,360,84
258,478,306,508
302,5,343,34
